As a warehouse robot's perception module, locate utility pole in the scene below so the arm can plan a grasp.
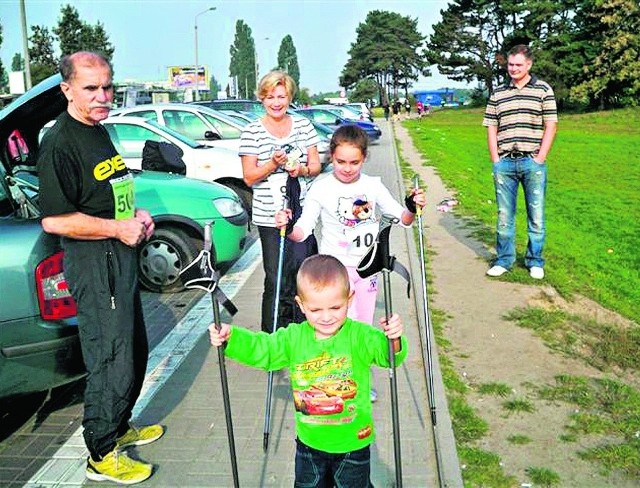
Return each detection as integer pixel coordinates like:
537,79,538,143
19,0,32,90
194,7,215,101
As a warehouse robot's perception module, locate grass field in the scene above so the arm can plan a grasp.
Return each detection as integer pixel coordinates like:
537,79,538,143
403,107,640,324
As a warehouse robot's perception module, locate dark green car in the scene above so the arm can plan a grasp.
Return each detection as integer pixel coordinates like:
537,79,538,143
0,75,249,399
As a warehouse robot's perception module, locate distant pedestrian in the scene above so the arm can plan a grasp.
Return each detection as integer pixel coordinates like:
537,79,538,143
37,51,163,485
208,254,408,488
404,100,411,117
416,100,424,117
392,99,401,121
383,102,390,121
483,44,558,280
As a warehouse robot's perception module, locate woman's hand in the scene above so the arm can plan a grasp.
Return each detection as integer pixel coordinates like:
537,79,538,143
275,208,292,230
271,148,287,169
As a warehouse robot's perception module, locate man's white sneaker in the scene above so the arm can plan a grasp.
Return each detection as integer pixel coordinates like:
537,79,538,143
486,265,508,277
529,267,544,279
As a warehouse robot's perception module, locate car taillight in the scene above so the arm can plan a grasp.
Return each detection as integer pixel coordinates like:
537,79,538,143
35,251,77,320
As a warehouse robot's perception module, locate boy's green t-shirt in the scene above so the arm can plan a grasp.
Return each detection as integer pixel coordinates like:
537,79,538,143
224,318,408,454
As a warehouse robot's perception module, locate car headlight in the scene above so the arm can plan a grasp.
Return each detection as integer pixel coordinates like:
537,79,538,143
212,197,244,217
373,125,380,130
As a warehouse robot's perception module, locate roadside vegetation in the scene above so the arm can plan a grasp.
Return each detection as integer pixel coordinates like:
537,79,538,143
397,107,640,486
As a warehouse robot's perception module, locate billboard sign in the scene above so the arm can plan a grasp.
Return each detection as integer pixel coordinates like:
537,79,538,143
168,66,209,90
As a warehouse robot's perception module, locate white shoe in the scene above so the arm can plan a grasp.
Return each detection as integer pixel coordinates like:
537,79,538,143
529,267,544,279
486,265,508,277
370,389,378,403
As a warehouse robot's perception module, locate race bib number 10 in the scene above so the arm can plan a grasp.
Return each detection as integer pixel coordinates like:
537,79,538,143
110,174,135,220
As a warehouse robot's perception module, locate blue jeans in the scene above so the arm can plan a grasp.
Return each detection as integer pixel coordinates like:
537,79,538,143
492,156,547,269
294,439,373,488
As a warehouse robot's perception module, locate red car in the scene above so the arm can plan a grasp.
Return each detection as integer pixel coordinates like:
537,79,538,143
293,387,344,416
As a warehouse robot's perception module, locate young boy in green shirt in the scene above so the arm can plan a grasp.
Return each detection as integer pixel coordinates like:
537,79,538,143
209,254,407,487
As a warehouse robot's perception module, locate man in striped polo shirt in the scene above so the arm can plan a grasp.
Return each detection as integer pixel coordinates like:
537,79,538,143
483,44,557,280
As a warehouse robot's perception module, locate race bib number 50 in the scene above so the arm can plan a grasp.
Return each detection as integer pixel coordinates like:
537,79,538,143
110,174,135,220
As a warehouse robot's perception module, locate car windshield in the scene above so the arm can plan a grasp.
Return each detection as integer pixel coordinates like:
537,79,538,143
145,120,202,148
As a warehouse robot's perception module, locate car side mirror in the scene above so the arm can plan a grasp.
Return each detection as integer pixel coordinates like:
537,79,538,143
335,119,342,125
205,131,221,140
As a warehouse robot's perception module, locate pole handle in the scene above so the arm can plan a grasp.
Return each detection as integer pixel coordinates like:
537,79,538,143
413,174,422,218
279,195,290,237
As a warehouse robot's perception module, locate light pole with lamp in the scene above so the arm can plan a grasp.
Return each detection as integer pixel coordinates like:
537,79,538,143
194,7,216,101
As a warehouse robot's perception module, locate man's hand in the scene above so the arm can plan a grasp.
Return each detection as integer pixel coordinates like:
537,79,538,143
135,209,155,240
115,218,148,247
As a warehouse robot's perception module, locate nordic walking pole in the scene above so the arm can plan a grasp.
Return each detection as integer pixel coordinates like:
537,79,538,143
210,282,240,488
357,214,407,486
263,196,289,452
382,265,403,488
180,223,239,487
414,174,437,426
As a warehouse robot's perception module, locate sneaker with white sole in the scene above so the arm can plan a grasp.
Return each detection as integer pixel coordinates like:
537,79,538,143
529,267,544,279
116,424,164,449
486,265,508,277
86,449,152,485
370,388,378,403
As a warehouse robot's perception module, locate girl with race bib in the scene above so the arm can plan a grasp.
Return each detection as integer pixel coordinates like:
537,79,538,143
275,125,426,327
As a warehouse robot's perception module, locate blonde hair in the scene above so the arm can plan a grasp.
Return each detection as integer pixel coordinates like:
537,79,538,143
257,70,296,101
296,255,350,300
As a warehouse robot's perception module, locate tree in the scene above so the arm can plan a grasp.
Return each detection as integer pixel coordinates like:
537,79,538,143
425,0,521,96
53,4,114,63
297,87,312,106
53,4,85,56
12,53,24,71
570,0,640,108
349,78,378,103
0,24,8,93
29,25,57,84
209,74,221,99
340,10,429,105
228,20,256,99
277,35,300,90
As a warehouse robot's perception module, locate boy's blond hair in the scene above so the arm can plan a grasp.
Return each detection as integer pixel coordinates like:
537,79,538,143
296,255,350,300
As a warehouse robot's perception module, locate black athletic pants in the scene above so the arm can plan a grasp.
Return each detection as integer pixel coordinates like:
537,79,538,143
257,226,317,333
63,238,148,459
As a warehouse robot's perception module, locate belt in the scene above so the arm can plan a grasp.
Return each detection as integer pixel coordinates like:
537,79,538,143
501,150,534,159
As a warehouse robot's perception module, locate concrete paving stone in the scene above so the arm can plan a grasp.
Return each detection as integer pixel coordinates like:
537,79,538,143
0,467,20,484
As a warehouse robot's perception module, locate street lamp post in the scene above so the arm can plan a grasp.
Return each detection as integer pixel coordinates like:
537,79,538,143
194,7,216,102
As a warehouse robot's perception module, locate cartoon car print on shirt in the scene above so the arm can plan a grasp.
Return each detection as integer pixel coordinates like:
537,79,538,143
313,378,358,399
293,387,345,416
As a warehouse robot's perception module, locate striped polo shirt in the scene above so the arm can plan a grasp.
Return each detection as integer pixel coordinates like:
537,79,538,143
483,75,557,155
239,115,320,227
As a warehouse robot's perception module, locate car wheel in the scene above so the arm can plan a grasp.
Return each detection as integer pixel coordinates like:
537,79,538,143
226,183,253,218
300,401,309,415
138,227,202,293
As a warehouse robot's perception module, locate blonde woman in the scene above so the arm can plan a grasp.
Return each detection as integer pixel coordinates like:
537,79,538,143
239,70,321,333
